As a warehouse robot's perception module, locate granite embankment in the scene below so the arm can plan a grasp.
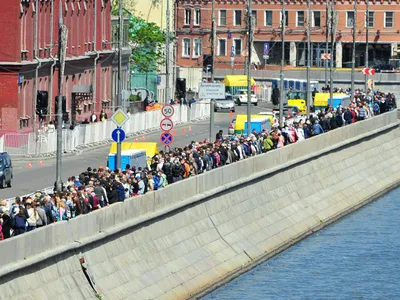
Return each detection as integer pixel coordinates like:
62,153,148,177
0,111,399,300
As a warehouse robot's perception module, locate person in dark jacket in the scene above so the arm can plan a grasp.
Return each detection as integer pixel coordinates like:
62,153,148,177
335,112,344,127
117,183,125,201
343,109,353,125
13,208,27,236
330,114,339,129
109,183,120,204
1,213,13,239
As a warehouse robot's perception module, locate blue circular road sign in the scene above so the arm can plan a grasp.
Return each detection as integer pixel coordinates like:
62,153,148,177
112,128,126,143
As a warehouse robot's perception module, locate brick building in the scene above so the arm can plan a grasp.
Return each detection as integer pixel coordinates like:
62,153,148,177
175,0,400,78
0,0,114,132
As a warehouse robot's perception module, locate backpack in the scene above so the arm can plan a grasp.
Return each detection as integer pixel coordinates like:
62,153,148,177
358,108,366,118
373,103,380,113
172,164,182,177
14,216,26,229
10,205,20,218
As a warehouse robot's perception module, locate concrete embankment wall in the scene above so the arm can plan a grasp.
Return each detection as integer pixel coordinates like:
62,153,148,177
0,111,399,300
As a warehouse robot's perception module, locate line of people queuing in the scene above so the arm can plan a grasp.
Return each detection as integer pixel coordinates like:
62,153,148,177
0,89,395,240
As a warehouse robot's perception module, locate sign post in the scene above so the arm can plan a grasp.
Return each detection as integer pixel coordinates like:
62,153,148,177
111,108,130,170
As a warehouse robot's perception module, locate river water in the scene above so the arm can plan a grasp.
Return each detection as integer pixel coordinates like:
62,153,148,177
203,188,400,300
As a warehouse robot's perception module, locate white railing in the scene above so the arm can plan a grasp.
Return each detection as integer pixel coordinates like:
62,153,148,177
3,104,209,157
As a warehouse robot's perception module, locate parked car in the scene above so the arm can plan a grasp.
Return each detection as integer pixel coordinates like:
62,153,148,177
233,90,258,106
214,93,235,112
0,152,13,188
228,118,236,135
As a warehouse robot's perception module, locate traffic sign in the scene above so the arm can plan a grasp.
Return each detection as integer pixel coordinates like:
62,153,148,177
111,108,130,127
160,118,174,131
230,46,235,57
362,67,375,75
199,83,225,99
263,55,269,60
111,128,126,143
321,53,331,60
160,131,174,146
161,104,175,118
264,43,270,55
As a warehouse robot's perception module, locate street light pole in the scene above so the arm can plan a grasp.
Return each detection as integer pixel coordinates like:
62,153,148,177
210,0,216,142
365,0,369,93
165,0,171,104
118,0,123,110
56,0,67,191
279,0,285,126
306,0,311,117
351,0,357,102
246,0,253,137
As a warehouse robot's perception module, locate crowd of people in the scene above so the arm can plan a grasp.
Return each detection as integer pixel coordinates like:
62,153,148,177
0,89,396,240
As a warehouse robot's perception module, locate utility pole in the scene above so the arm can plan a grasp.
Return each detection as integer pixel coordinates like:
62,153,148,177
165,0,171,104
329,3,337,104
209,0,216,142
56,0,68,191
279,0,285,126
351,0,357,102
118,0,123,109
306,0,311,117
365,0,369,93
246,0,254,137
325,0,329,87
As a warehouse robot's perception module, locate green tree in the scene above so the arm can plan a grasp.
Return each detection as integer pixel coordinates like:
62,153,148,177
128,15,166,73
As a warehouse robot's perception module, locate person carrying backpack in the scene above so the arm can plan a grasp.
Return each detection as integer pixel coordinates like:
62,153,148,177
13,208,27,236
358,106,366,120
373,101,380,115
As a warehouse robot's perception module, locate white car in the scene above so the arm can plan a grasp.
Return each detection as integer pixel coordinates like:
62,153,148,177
233,90,258,106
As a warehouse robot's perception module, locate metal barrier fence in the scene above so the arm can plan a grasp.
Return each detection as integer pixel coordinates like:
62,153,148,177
2,104,209,157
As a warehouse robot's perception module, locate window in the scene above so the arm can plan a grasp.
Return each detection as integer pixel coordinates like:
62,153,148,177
184,9,191,25
234,10,242,26
385,12,394,28
367,11,374,28
265,10,272,26
194,8,201,26
234,39,242,56
218,39,226,56
182,38,191,57
346,11,354,27
252,10,257,26
297,11,305,27
219,10,227,26
280,10,288,27
193,39,202,57
312,11,321,27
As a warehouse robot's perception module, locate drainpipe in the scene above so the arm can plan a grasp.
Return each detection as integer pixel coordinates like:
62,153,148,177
49,0,57,121
33,0,41,151
92,0,100,114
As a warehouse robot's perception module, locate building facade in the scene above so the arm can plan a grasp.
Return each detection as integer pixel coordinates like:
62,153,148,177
175,0,400,75
0,0,113,132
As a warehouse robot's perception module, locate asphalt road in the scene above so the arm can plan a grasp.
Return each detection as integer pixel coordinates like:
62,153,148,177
3,102,274,199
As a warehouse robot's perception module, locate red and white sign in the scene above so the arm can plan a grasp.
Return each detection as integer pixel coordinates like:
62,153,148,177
320,53,331,60
160,118,174,131
361,67,376,75
161,104,175,118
